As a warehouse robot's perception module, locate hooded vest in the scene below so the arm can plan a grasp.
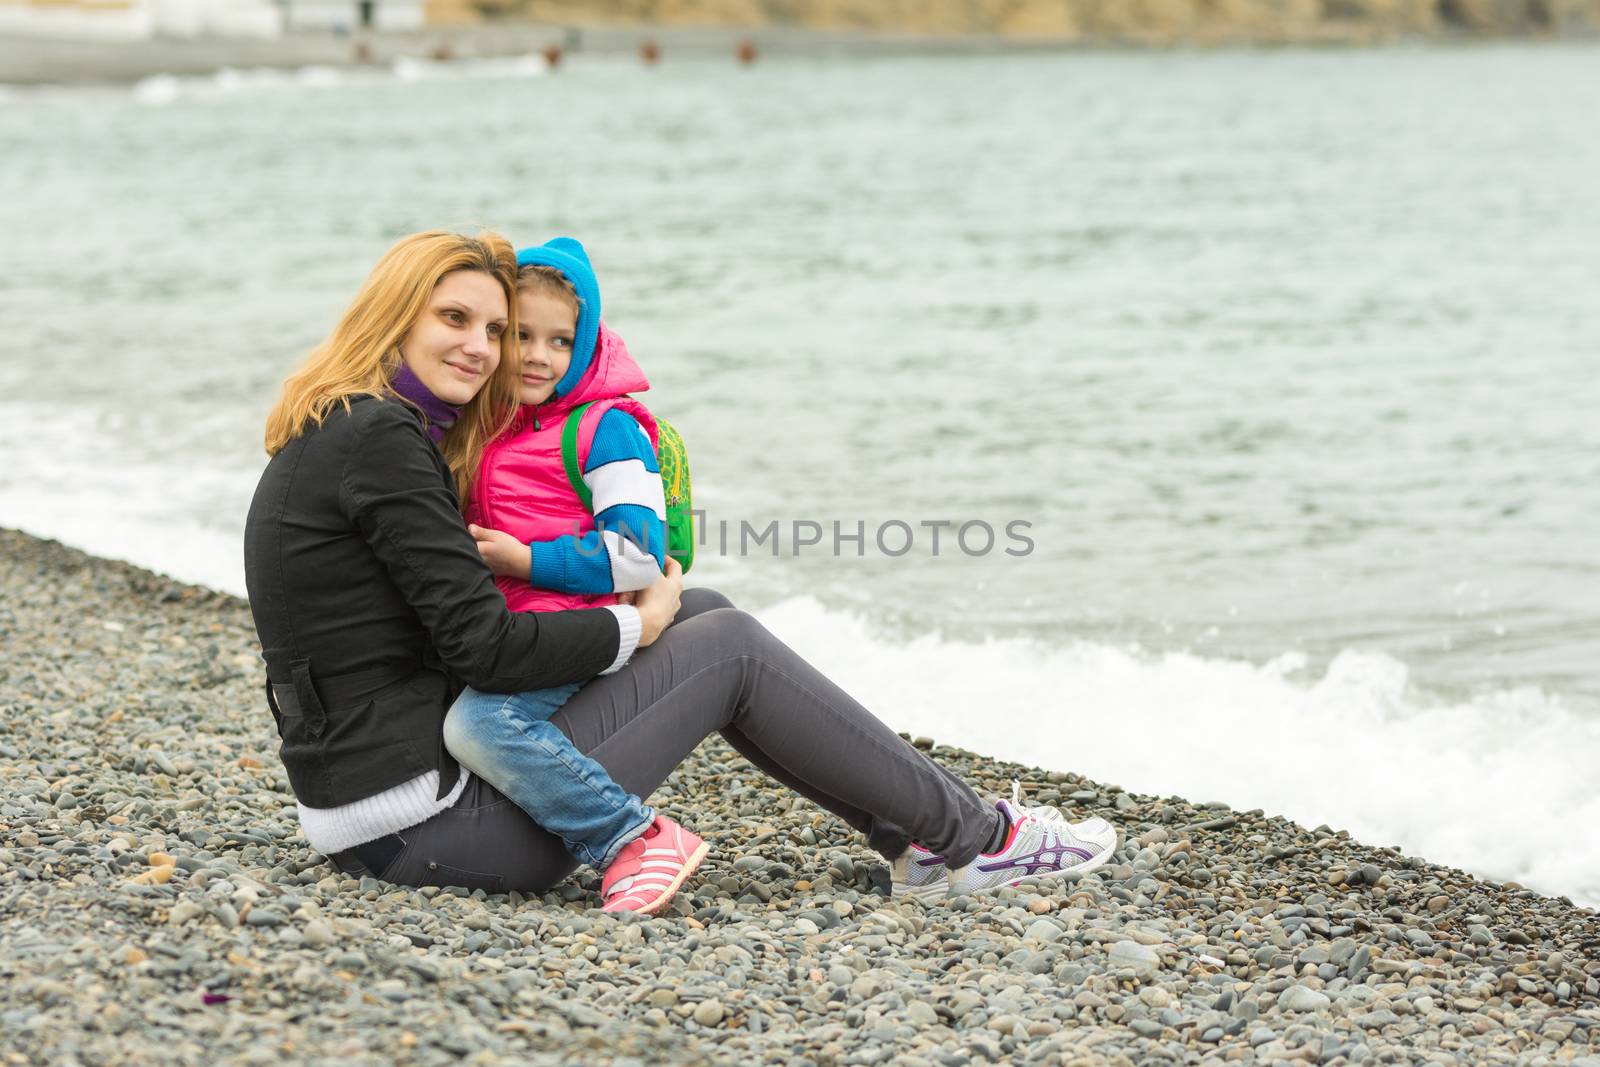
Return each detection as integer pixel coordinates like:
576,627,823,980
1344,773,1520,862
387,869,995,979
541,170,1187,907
465,321,659,614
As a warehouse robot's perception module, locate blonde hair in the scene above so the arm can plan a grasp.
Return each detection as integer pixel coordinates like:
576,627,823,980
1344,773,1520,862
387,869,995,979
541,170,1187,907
516,263,581,313
264,230,521,501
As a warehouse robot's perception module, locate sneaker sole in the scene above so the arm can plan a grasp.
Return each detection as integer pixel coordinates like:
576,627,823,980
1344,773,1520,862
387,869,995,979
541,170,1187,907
625,839,710,917
957,830,1122,898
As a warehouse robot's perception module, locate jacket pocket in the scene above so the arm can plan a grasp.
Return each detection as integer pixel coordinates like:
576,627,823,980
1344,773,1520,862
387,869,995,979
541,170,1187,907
273,698,346,804
270,667,445,807
275,695,430,805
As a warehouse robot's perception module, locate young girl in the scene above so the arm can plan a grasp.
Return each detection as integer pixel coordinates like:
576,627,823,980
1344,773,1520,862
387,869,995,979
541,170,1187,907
443,237,706,915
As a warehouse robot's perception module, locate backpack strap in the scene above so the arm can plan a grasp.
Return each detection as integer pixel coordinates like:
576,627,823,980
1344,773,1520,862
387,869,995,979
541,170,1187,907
560,401,596,512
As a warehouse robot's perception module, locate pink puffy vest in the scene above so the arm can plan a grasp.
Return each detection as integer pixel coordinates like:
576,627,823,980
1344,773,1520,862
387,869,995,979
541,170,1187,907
464,322,659,614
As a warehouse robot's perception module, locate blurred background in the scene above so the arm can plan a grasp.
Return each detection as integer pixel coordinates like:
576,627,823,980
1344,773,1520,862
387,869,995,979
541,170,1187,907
2,1,1597,903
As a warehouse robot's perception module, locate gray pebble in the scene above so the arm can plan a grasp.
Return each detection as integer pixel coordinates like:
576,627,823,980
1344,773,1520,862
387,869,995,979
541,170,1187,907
1278,986,1331,1012
1107,940,1159,975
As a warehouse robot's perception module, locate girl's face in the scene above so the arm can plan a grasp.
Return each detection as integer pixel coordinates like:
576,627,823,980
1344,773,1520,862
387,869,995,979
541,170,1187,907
516,288,577,406
398,270,507,405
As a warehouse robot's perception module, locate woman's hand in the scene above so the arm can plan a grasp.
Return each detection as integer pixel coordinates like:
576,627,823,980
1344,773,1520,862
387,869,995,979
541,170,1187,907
468,524,532,580
633,558,683,647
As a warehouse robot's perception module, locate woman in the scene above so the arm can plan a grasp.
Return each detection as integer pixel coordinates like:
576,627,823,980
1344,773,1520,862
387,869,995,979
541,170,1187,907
243,230,1117,903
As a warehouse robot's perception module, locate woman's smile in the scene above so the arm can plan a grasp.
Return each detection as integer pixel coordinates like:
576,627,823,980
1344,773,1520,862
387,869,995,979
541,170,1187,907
396,269,508,406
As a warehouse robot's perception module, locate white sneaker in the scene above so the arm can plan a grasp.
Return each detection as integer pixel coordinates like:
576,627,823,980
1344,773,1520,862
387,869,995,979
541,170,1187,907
890,842,947,903
945,789,1118,898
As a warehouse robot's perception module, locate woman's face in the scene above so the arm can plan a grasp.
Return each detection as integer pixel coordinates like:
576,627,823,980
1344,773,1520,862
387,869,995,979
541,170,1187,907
398,269,508,405
516,288,577,406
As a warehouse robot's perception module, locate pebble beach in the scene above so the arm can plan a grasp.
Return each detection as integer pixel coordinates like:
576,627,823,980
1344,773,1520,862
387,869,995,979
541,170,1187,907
3,526,1598,1067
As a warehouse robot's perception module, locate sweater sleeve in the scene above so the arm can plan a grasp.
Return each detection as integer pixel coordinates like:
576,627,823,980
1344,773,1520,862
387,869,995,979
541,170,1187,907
340,403,623,690
527,408,668,595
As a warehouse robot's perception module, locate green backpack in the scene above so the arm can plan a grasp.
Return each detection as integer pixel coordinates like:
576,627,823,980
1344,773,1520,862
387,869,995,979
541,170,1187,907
561,401,695,574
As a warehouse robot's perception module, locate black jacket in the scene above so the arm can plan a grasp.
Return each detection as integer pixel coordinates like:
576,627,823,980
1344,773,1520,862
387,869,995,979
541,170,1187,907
243,395,620,807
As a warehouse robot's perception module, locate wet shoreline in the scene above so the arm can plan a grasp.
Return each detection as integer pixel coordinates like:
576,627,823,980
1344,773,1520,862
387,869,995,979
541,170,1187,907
2,22,1071,88
5,19,1595,89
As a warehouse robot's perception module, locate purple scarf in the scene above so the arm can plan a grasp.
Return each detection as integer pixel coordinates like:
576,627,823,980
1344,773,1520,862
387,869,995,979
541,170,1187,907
390,362,461,443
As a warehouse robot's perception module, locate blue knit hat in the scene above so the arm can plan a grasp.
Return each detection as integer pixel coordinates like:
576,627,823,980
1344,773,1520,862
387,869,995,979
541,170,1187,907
515,237,600,400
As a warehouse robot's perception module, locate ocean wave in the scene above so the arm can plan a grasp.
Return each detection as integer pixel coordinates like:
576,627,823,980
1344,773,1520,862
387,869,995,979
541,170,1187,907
121,54,552,105
756,596,1600,909
131,73,183,105
390,54,550,82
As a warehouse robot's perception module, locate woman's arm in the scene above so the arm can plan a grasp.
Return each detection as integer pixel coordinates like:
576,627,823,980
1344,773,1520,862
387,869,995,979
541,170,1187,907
339,402,632,690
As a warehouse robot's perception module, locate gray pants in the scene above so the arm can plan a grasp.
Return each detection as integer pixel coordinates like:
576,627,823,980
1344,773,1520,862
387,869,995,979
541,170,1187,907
337,589,999,893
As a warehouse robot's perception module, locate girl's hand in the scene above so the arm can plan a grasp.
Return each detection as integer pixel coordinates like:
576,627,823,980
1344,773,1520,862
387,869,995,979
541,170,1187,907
469,524,531,580
615,591,638,606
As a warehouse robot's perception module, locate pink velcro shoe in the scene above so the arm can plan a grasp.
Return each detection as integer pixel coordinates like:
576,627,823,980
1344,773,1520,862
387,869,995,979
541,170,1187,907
600,816,709,915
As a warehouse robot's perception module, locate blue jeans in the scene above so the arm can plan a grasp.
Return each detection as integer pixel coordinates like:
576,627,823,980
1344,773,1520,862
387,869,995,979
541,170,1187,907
442,681,654,870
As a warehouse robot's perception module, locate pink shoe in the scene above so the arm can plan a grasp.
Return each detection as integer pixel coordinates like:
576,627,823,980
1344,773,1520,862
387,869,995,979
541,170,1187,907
600,816,708,914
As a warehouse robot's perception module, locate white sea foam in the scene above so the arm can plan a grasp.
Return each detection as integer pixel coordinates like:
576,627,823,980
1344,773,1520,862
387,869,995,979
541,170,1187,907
113,53,549,104
0,402,260,597
131,73,182,105
0,476,255,599
754,597,1600,909
295,65,344,89
212,67,283,92
391,54,549,82
390,56,441,82
209,66,332,93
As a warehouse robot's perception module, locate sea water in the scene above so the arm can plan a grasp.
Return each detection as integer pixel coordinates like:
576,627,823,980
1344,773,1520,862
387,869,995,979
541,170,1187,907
2,45,1597,904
